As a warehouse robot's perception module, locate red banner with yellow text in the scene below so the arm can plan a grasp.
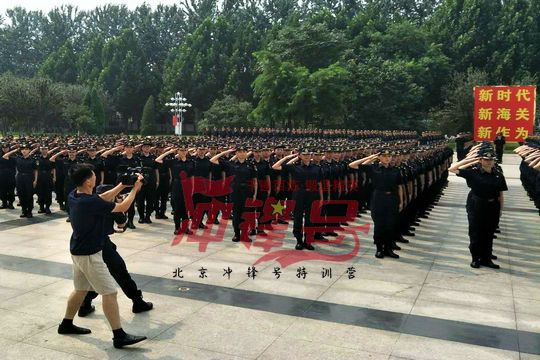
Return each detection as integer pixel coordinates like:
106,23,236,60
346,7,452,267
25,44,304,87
473,85,536,141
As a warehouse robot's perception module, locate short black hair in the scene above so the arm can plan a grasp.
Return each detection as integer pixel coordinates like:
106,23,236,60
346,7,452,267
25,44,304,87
70,164,95,187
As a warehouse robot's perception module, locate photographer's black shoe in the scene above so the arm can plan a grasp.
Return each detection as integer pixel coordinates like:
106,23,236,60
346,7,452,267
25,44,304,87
132,298,153,313
145,217,152,224
78,305,95,317
58,323,91,335
480,259,500,269
113,333,147,349
127,221,136,229
138,218,145,224
45,207,51,214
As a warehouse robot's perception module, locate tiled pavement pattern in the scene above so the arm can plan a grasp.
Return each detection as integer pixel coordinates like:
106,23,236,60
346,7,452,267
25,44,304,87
0,154,538,360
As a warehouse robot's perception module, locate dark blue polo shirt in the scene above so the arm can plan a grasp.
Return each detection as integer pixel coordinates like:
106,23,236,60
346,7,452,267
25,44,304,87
68,190,115,255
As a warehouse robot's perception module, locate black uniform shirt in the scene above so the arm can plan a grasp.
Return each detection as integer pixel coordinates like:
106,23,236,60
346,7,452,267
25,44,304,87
166,158,194,181
62,157,81,180
117,155,140,170
0,152,16,172
139,153,158,182
219,159,257,188
16,156,38,174
37,156,54,175
362,163,402,193
457,167,508,199
283,161,321,191
192,156,212,179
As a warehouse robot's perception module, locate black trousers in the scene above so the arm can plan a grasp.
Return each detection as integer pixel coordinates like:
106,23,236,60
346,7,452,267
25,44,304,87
370,191,399,248
55,176,65,205
36,171,53,208
84,238,142,304
64,181,75,215
192,191,210,226
231,187,252,236
136,182,156,219
0,170,16,205
155,174,170,215
496,147,504,163
171,180,189,230
256,191,269,227
466,192,500,260
292,190,318,241
16,173,34,214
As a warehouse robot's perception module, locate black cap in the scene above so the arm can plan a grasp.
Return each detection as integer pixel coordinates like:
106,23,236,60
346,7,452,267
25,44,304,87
379,148,392,155
480,151,497,160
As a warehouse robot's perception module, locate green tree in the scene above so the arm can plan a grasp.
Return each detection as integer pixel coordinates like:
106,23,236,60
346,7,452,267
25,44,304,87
490,0,534,83
200,95,254,129
98,29,159,128
84,87,107,134
429,0,501,73
266,22,346,72
301,63,354,128
162,17,234,121
251,52,309,128
428,69,489,135
38,40,78,83
140,95,157,135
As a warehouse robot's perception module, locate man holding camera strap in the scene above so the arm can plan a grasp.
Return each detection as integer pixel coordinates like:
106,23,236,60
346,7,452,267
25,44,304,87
58,164,147,349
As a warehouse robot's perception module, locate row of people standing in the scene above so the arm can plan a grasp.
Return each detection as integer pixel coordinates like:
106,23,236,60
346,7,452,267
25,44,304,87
0,135,451,261
514,138,540,215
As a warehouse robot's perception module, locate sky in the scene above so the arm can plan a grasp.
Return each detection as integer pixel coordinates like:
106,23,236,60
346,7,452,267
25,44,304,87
0,0,180,15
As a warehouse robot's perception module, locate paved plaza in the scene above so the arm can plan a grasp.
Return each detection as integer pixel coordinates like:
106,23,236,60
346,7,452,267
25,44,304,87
0,153,539,360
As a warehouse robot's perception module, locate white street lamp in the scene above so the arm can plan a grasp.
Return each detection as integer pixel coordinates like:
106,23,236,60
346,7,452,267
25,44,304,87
166,92,191,136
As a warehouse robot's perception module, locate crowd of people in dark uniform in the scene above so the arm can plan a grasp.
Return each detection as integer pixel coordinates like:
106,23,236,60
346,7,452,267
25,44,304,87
514,136,540,215
1,129,454,261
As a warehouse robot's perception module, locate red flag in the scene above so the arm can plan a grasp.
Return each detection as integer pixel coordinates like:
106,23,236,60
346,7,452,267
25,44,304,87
172,115,178,126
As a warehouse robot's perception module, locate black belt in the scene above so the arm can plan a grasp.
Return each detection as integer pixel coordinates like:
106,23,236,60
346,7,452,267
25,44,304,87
471,194,497,202
374,190,396,195
295,187,318,192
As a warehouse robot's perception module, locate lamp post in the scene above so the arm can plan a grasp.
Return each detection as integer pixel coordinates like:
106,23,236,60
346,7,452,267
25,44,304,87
165,92,192,136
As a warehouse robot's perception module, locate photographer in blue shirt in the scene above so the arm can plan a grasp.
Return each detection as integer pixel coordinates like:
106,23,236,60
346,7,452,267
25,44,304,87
58,164,147,349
